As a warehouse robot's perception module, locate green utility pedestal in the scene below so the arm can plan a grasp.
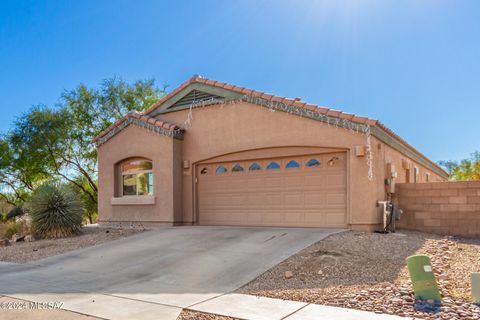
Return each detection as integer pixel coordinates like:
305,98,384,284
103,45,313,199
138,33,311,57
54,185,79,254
406,255,441,302
472,273,480,304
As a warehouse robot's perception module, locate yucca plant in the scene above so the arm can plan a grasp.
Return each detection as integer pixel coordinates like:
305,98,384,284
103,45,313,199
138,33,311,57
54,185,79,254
29,182,83,238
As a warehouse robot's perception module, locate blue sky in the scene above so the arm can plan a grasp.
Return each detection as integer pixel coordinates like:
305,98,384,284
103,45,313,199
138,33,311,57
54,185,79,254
0,0,478,162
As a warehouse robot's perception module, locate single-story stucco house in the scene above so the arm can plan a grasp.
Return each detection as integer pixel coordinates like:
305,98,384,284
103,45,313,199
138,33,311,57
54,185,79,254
93,76,448,231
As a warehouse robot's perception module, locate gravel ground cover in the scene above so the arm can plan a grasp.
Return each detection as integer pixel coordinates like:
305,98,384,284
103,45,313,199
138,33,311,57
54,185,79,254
177,310,239,320
238,230,480,320
0,226,142,263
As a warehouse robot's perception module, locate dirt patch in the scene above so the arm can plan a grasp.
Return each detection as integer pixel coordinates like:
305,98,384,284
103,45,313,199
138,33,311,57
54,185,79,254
238,230,480,319
0,227,142,263
177,310,239,320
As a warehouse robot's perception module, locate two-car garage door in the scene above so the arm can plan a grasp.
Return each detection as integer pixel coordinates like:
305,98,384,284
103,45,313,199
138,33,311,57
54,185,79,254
197,152,347,228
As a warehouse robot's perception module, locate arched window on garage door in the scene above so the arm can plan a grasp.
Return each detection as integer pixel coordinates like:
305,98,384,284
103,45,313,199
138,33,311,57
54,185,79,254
216,165,228,174
232,164,244,172
286,160,300,169
249,163,262,171
306,159,321,167
120,158,153,196
266,161,280,170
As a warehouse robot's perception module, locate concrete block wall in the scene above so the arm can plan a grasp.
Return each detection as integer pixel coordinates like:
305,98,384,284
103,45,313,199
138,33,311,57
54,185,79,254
396,181,480,237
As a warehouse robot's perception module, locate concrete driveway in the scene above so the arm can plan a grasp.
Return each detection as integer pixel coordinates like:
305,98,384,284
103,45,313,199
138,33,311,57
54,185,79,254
0,226,341,320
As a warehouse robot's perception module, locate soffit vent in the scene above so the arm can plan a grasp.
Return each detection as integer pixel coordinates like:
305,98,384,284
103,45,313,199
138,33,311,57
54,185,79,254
170,90,224,109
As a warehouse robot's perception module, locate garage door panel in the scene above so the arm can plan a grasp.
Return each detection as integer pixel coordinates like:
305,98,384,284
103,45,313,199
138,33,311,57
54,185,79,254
284,175,303,187
304,192,325,205
266,194,283,205
229,179,249,192
247,178,264,189
203,195,232,207
326,193,346,206
284,211,305,223
326,174,346,186
198,152,347,228
262,212,284,223
231,195,247,206
325,212,346,225
304,175,325,187
284,193,304,206
246,212,262,223
265,177,282,187
304,211,326,223
246,194,263,206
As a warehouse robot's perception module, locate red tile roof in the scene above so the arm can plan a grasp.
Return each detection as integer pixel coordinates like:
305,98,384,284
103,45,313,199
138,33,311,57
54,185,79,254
144,75,447,176
92,110,182,144
145,76,377,126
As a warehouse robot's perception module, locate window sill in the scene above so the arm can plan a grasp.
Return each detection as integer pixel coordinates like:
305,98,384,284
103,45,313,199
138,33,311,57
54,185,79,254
111,196,156,206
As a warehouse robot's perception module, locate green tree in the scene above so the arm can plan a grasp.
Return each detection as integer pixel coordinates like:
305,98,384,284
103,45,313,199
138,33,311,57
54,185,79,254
0,77,165,220
0,135,45,205
439,151,480,181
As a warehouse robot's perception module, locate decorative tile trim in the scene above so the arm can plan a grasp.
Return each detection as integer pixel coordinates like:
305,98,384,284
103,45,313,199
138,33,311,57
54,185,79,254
240,95,371,134
95,117,184,147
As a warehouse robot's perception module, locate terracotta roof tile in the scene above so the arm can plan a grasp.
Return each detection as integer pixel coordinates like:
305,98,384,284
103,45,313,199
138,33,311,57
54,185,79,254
92,111,181,143
340,113,355,120
260,93,274,100
315,106,330,114
270,96,284,103
147,117,157,125
326,110,341,117
293,101,306,108
352,116,369,124
141,75,447,176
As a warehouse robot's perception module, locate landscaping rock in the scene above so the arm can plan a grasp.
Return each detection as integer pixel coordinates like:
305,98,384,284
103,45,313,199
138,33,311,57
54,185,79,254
12,234,25,242
285,271,293,279
0,227,141,263
177,310,239,320
239,230,480,320
24,235,35,242
0,238,10,246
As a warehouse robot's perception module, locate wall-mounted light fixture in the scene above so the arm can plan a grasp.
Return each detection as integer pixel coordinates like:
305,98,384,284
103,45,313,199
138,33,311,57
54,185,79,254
327,156,340,166
354,145,366,157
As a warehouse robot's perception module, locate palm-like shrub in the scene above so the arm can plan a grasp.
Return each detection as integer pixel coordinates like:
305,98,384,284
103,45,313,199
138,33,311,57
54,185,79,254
29,182,83,238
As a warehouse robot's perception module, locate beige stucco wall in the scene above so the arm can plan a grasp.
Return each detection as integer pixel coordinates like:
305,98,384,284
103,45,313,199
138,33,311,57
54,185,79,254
97,101,446,229
370,137,446,230
382,142,444,184
97,125,182,225
159,102,386,229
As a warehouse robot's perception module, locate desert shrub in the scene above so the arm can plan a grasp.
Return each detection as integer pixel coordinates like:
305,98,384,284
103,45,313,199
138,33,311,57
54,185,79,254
29,182,83,238
66,178,98,224
0,212,6,223
6,206,24,220
3,220,18,239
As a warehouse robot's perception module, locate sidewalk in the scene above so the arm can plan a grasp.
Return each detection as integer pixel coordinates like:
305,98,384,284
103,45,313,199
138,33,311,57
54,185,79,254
188,293,408,320
2,292,409,320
